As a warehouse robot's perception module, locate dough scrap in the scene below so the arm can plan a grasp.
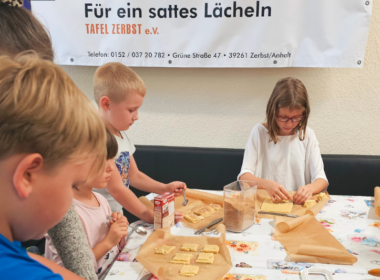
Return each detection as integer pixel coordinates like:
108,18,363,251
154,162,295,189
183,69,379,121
196,253,214,264
317,192,326,202
260,197,293,213
303,200,317,209
181,243,199,252
193,206,215,217
209,203,222,210
179,265,199,277
191,206,203,213
155,245,175,255
184,213,204,224
201,245,219,254
170,253,193,265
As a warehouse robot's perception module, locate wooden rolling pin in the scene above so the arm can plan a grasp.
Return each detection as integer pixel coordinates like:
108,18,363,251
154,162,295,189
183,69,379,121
368,268,380,276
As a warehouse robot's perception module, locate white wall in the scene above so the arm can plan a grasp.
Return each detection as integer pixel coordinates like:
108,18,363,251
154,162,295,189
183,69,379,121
62,1,380,155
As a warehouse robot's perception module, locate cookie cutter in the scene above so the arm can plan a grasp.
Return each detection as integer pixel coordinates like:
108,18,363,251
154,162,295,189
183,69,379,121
301,268,334,280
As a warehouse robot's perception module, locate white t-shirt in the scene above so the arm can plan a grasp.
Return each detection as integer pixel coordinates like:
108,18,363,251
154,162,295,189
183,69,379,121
94,131,136,213
238,124,328,191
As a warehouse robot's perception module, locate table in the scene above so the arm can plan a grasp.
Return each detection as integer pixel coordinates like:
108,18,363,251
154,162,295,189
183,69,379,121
104,192,380,280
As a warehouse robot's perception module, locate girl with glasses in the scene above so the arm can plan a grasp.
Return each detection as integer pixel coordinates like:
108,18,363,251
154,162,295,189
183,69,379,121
238,77,328,204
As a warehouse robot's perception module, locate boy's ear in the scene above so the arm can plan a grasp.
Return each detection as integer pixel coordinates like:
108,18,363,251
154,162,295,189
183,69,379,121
100,96,111,111
13,154,44,199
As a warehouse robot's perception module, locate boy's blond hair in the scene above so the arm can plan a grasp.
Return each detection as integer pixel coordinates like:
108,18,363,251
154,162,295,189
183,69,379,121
266,77,310,144
0,52,106,175
93,62,146,105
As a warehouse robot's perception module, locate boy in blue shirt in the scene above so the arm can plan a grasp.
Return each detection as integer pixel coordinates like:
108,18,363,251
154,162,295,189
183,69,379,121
0,54,107,279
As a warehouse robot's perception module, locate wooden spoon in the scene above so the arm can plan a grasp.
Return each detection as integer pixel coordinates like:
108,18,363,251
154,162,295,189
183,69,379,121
368,268,380,276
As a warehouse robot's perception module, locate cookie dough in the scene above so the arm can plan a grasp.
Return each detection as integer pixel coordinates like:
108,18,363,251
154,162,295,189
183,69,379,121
170,253,193,265
317,192,326,201
196,253,214,264
209,204,222,210
193,206,215,217
184,213,204,224
201,245,219,254
155,245,175,255
303,200,317,209
260,197,293,213
181,243,199,252
179,265,199,277
191,206,203,213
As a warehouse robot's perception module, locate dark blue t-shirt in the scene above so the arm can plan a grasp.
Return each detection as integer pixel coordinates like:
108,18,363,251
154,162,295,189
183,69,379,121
0,234,63,280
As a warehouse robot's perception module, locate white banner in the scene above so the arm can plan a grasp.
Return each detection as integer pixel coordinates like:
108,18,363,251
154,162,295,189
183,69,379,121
32,0,372,68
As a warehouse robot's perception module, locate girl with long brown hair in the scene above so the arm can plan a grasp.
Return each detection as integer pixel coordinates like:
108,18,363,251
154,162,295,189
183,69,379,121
239,77,328,204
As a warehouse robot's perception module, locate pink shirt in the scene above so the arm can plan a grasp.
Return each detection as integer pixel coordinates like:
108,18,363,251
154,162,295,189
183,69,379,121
45,192,126,278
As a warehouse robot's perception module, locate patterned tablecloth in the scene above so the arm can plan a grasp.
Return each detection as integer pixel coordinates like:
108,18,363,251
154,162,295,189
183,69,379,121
103,191,380,280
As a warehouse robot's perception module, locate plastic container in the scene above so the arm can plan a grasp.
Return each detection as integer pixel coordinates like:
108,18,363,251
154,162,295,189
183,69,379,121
223,180,257,233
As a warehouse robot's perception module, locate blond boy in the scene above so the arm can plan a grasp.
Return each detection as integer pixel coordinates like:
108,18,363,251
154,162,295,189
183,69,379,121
93,62,185,222
0,53,106,279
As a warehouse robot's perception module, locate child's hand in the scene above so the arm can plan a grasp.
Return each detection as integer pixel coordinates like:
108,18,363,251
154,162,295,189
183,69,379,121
106,220,128,247
109,212,123,225
262,179,292,202
174,211,184,223
109,212,129,226
293,185,313,204
118,215,129,225
165,181,187,196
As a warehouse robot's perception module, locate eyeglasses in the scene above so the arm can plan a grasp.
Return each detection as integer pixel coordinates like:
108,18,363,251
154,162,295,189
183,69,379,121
276,115,303,122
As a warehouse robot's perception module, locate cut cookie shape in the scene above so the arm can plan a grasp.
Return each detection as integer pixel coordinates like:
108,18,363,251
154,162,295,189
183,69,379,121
179,265,199,277
196,253,214,264
170,253,193,265
184,213,204,224
181,243,199,252
155,245,175,255
201,245,219,254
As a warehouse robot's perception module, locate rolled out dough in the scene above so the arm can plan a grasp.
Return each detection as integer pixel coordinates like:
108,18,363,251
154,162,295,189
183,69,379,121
260,197,293,213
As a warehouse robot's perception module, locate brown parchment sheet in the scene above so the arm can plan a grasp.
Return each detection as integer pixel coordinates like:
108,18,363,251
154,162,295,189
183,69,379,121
274,214,357,265
255,189,330,219
139,189,224,230
135,224,232,280
375,187,380,217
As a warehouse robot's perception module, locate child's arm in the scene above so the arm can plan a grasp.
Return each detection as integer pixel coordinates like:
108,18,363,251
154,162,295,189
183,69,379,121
92,219,128,261
107,161,154,223
293,130,328,204
47,204,98,280
128,155,187,195
108,213,128,250
239,126,291,202
240,172,292,201
107,162,184,224
28,253,85,280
